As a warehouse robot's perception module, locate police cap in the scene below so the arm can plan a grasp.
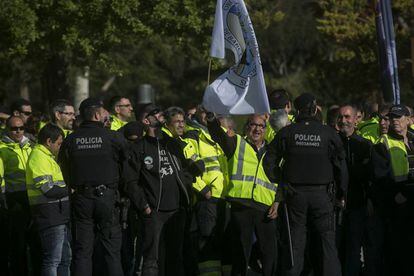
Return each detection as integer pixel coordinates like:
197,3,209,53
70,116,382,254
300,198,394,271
387,104,410,117
294,93,316,111
79,97,104,112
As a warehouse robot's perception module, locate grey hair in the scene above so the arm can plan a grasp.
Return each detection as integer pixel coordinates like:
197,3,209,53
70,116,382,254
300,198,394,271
269,109,289,131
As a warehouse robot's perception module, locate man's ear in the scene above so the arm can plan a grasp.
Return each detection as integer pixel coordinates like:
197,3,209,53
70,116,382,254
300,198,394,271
142,117,150,126
45,137,52,147
55,111,61,121
114,106,120,115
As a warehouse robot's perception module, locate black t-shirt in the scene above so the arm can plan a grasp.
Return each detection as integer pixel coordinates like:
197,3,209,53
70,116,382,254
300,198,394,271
158,146,180,211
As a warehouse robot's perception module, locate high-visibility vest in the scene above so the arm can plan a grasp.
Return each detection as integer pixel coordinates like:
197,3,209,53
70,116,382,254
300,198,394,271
358,117,380,144
379,134,410,182
26,144,69,205
110,115,128,131
227,135,277,206
0,137,32,193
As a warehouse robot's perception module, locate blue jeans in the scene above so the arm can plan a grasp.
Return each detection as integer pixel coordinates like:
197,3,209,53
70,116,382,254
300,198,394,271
39,224,71,276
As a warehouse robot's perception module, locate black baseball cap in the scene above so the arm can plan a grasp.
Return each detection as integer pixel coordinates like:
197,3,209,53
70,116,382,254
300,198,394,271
387,104,410,117
79,97,104,112
269,89,289,109
294,93,316,111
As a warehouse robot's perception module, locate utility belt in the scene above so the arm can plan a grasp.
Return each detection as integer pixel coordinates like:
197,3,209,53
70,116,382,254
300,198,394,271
75,184,116,197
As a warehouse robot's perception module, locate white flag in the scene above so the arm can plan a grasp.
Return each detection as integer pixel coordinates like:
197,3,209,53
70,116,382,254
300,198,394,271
203,0,270,115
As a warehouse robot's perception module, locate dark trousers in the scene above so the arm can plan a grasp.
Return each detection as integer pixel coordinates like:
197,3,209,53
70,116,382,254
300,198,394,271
230,204,277,276
7,192,41,276
195,199,225,274
283,185,341,276
72,189,123,276
121,208,143,276
141,209,186,276
386,201,414,276
343,207,384,276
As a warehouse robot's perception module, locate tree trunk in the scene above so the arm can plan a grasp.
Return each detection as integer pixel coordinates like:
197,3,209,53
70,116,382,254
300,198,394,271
42,55,70,108
19,82,29,100
73,66,90,113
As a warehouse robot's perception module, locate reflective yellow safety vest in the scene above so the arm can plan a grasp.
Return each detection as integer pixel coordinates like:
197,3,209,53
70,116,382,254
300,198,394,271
0,137,32,193
195,128,227,199
26,144,69,205
110,115,128,131
358,117,379,144
379,134,409,182
228,135,277,206
39,123,72,138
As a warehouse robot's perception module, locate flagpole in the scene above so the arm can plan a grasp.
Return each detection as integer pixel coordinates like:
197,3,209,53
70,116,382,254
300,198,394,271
207,58,212,86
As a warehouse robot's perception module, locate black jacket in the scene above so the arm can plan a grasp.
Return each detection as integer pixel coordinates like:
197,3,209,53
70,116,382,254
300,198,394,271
127,130,194,211
263,115,348,198
59,121,132,190
339,132,372,209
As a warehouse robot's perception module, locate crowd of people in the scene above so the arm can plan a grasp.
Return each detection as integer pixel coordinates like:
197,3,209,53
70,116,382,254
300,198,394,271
0,90,413,276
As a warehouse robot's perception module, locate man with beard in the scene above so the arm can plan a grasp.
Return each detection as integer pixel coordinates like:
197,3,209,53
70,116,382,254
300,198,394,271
50,99,76,137
337,105,382,276
126,105,204,276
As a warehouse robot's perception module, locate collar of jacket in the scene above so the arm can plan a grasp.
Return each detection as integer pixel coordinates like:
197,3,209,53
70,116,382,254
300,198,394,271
34,144,54,158
80,121,104,128
2,135,30,148
295,114,320,123
388,130,405,141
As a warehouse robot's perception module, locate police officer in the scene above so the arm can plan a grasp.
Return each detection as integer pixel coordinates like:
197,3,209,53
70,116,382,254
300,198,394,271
59,98,132,276
264,93,348,276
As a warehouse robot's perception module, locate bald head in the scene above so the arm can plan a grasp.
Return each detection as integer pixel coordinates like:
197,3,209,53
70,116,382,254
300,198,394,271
6,116,25,142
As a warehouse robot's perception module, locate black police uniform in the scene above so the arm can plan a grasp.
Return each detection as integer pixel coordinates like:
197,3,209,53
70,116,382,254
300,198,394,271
264,97,348,276
59,102,132,276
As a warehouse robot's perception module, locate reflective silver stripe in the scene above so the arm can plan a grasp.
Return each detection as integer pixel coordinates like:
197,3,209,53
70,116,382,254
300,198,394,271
205,166,221,172
4,171,26,179
236,139,246,175
203,156,219,163
30,195,69,205
40,181,66,193
5,182,26,192
394,175,408,182
230,175,277,192
33,175,53,184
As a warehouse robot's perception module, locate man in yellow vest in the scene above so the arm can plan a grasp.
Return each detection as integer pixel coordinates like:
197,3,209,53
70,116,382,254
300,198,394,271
165,106,227,276
26,123,71,275
109,96,133,131
372,104,414,276
49,99,76,137
207,112,278,276
0,116,38,275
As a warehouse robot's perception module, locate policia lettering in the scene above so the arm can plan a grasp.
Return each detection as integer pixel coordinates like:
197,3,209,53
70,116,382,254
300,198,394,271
75,137,103,149
294,134,321,147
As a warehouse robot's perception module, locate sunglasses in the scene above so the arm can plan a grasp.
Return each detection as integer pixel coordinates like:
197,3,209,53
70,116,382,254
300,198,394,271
10,126,24,132
249,123,266,129
20,111,32,116
59,111,76,116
